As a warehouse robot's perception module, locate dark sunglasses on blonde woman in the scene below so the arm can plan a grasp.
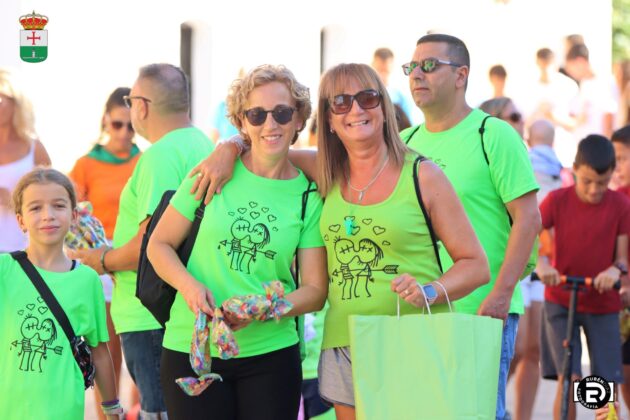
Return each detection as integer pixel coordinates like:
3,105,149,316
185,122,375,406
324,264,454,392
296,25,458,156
329,89,381,114
110,121,134,132
244,105,296,126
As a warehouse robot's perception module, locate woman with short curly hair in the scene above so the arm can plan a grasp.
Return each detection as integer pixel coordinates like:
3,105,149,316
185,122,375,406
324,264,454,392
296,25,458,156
148,64,328,420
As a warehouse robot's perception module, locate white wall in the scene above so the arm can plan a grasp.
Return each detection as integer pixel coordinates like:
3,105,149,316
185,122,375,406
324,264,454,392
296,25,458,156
0,0,612,172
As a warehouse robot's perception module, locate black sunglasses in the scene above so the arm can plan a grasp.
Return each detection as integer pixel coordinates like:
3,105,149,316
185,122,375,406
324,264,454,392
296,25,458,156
329,89,381,115
123,95,152,109
243,105,296,126
111,120,134,132
402,58,463,76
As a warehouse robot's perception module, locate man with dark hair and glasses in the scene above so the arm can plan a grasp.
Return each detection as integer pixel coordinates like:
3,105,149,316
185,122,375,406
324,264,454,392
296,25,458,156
71,63,214,419
400,33,541,420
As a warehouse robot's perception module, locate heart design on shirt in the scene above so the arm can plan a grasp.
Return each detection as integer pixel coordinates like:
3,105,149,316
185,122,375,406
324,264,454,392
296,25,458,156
38,306,48,315
373,226,386,235
26,304,35,311
382,241,391,246
250,212,260,220
329,224,341,233
268,215,277,223
362,218,373,225
238,208,247,214
261,207,269,213
249,202,258,208
351,226,361,236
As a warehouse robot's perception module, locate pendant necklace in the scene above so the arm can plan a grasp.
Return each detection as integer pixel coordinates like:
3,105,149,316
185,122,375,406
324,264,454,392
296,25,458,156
344,154,390,235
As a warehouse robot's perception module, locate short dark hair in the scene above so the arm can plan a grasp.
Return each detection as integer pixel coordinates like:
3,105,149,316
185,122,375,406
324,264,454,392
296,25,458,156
489,65,506,79
566,44,589,62
416,33,470,68
138,63,190,114
536,48,553,61
612,125,630,146
373,48,394,61
574,135,615,174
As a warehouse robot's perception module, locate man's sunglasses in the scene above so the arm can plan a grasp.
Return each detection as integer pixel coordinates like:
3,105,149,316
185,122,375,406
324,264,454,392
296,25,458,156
243,105,296,126
111,120,134,132
123,95,152,108
329,89,381,115
402,58,463,76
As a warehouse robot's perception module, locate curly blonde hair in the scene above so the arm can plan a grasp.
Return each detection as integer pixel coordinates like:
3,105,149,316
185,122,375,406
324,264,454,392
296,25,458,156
0,69,37,143
226,65,311,145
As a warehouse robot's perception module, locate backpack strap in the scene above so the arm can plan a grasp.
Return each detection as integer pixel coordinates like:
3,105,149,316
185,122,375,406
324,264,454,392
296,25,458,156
412,157,443,273
478,115,514,225
180,198,207,266
10,251,78,344
294,180,318,286
403,125,422,145
479,115,492,165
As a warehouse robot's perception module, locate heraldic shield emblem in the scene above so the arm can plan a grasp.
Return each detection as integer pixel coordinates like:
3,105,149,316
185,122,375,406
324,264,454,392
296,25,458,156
19,11,48,63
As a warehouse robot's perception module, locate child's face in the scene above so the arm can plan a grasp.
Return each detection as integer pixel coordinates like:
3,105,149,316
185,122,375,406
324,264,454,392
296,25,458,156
573,165,613,204
614,142,630,188
16,183,74,247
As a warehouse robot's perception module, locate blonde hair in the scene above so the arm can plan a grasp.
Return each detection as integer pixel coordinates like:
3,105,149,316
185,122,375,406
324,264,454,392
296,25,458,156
13,168,77,215
0,69,37,142
316,63,409,197
226,64,311,145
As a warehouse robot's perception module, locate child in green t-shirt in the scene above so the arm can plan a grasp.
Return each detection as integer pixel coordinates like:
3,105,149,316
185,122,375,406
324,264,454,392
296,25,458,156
0,168,118,419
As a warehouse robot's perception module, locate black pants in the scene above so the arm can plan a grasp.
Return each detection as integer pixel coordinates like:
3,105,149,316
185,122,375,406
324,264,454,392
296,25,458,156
161,344,302,420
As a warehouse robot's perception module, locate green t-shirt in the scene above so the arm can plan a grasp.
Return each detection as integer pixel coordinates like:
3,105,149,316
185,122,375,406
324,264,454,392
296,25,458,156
0,254,108,419
111,127,215,334
163,158,324,357
302,303,328,380
321,155,447,349
401,109,539,315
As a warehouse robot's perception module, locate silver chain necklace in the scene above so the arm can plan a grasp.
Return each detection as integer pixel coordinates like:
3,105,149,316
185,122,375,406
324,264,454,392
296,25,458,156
347,154,390,203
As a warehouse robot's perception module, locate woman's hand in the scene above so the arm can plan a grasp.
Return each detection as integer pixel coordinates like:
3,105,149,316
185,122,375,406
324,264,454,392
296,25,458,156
595,402,620,420
188,138,242,204
221,308,253,332
180,279,216,316
391,274,427,309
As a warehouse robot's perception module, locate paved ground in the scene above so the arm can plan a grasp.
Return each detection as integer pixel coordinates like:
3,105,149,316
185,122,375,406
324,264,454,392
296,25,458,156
85,333,627,419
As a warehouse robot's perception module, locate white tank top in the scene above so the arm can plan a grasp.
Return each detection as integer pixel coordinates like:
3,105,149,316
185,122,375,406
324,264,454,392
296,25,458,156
0,145,35,252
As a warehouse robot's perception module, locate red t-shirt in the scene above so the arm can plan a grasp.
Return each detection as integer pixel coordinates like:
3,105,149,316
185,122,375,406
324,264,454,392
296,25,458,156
540,186,630,313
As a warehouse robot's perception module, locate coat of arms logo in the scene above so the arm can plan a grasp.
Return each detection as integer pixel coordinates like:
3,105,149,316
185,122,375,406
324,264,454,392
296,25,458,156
19,11,48,63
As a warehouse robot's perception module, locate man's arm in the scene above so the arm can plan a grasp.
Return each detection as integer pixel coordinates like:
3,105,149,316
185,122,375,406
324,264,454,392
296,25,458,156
68,218,149,274
477,191,541,320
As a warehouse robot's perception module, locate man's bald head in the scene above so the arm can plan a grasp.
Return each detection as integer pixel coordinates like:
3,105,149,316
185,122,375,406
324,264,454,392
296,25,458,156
528,119,555,147
137,63,190,115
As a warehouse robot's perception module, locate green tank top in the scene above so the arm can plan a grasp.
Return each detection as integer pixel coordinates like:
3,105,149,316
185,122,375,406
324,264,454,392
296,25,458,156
321,154,447,349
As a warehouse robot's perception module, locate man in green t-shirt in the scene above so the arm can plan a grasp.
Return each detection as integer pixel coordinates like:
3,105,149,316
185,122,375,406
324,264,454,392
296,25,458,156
400,34,540,420
71,63,214,418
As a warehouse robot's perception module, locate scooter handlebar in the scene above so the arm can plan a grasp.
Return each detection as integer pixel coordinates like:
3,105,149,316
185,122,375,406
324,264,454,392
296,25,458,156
531,272,620,290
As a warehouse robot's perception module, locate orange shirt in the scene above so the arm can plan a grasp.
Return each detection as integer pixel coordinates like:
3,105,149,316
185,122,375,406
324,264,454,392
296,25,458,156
69,153,140,238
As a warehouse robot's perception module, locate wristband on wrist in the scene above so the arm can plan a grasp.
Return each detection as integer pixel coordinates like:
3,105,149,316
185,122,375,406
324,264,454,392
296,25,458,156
614,262,629,276
218,134,249,155
100,247,112,273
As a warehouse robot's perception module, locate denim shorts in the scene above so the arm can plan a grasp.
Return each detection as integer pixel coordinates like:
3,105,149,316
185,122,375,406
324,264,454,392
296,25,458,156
496,314,520,420
120,329,167,416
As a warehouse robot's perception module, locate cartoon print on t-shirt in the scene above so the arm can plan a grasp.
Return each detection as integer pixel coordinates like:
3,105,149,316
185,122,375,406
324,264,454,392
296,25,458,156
10,301,63,373
328,217,398,300
219,201,277,274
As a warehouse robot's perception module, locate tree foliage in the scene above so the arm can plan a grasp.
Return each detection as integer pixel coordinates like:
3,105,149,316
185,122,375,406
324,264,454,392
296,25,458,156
614,0,630,61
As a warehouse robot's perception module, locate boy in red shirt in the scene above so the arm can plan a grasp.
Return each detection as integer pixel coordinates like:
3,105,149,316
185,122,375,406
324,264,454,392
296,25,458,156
537,134,630,420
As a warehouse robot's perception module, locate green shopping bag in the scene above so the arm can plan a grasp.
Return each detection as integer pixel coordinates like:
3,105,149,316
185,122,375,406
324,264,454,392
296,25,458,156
349,303,502,420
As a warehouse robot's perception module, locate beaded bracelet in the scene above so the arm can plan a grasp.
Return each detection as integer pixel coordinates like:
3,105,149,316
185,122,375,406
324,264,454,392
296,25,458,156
101,399,123,416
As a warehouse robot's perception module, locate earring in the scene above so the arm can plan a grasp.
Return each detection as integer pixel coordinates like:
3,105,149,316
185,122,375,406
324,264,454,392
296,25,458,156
330,127,335,134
